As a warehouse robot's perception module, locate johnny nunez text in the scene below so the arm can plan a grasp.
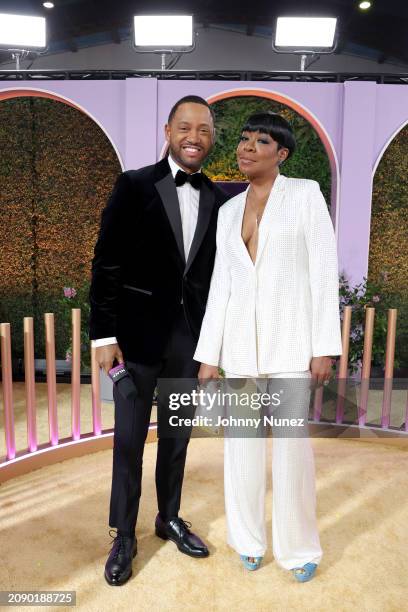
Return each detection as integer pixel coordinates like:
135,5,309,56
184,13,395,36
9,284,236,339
168,415,305,428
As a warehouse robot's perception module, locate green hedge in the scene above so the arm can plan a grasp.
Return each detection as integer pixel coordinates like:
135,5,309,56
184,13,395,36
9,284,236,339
0,97,121,361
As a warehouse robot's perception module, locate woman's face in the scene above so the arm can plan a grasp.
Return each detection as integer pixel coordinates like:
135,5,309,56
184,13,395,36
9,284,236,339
236,130,289,179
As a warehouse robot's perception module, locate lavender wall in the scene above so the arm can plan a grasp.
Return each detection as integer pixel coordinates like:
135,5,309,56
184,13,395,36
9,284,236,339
0,79,406,286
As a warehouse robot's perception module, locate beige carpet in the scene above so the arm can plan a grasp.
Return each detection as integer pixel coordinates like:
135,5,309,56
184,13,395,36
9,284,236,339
1,436,408,611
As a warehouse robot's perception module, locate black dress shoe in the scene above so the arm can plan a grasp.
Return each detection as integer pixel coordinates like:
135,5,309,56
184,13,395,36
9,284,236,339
155,514,209,558
104,531,137,586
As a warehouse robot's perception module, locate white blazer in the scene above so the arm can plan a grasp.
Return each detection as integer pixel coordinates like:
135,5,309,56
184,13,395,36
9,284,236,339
193,174,343,375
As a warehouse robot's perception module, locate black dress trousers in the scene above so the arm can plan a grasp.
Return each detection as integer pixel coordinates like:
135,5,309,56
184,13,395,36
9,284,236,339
109,304,199,535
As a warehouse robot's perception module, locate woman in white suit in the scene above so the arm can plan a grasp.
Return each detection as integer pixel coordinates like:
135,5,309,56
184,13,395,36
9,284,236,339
194,112,342,582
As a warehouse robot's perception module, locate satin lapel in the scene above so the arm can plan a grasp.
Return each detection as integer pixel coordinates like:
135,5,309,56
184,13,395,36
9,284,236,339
155,172,186,264
185,181,215,275
255,174,286,267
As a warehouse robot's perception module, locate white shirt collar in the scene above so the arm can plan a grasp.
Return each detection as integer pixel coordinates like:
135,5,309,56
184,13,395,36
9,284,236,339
168,154,201,179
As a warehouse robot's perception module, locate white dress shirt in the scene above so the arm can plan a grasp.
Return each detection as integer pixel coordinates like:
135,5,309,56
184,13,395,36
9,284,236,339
92,156,200,348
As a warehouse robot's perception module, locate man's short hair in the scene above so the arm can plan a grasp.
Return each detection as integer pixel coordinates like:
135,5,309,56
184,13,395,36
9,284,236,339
242,111,296,159
168,95,215,124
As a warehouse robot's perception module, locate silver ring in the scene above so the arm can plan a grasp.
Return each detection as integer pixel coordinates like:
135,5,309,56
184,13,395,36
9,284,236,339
323,380,330,386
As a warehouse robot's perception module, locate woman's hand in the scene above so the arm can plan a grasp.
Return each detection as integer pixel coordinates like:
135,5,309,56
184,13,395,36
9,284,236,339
310,356,334,387
198,363,220,385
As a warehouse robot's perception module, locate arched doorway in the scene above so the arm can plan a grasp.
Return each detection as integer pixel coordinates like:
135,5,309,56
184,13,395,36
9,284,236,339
370,123,408,371
0,92,122,371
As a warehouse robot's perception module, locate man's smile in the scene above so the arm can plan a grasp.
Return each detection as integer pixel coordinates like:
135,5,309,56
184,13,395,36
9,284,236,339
182,145,202,156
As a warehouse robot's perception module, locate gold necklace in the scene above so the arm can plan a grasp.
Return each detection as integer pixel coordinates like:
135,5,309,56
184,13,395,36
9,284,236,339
249,191,268,226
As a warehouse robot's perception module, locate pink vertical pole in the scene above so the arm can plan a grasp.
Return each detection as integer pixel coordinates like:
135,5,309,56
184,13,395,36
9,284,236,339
336,306,351,424
313,386,323,421
45,313,58,445
24,317,37,452
0,323,16,460
359,307,375,427
91,345,102,435
381,309,397,429
71,308,81,441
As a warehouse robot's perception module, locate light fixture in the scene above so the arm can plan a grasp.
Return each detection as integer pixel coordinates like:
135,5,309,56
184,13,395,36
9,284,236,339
359,1,371,9
43,2,54,8
0,13,46,69
273,17,338,71
133,15,195,70
0,13,46,48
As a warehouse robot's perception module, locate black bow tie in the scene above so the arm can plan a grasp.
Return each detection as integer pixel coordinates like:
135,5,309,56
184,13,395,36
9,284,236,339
175,169,203,190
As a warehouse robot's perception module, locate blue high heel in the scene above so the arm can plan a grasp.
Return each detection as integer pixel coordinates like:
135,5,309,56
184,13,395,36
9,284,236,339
292,562,317,582
240,555,263,571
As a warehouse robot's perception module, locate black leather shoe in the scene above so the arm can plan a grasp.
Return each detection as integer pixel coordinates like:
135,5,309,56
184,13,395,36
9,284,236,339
155,514,209,558
104,530,137,586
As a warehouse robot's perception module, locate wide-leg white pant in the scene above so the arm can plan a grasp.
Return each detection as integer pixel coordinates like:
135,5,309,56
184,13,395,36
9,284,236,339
223,371,323,570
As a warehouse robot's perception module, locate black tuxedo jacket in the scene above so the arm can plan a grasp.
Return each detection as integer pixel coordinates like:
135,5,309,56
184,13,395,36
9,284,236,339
89,157,228,364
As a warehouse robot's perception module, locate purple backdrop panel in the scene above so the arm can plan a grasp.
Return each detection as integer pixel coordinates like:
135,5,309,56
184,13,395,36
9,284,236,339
124,78,158,170
0,78,407,286
338,82,377,285
373,85,408,170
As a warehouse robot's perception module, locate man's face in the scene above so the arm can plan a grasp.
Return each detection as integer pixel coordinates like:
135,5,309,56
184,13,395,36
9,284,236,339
165,102,215,173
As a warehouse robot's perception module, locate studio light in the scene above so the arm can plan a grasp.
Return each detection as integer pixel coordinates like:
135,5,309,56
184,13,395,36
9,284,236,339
359,1,371,9
275,17,337,49
133,15,193,48
0,12,47,69
43,2,55,8
273,17,338,71
0,13,46,49
133,15,195,70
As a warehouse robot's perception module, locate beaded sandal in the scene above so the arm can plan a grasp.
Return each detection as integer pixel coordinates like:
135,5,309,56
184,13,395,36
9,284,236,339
292,562,317,582
240,555,263,571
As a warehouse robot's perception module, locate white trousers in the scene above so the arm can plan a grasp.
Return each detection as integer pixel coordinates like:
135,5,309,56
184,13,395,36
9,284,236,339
223,371,323,570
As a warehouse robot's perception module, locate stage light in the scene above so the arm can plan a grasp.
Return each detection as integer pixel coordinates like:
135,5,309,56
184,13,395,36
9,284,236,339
43,2,54,8
133,15,193,48
274,17,337,49
359,1,371,9
0,13,46,49
273,16,338,71
132,15,195,70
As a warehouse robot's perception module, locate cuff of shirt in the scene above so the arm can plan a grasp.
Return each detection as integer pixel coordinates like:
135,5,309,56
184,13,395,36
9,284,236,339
91,337,118,347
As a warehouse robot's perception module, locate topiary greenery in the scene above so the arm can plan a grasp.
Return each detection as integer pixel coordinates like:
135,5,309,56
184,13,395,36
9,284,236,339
0,96,121,363
369,123,408,367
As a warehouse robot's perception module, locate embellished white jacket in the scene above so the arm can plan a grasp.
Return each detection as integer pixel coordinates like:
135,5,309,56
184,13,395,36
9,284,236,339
193,174,343,375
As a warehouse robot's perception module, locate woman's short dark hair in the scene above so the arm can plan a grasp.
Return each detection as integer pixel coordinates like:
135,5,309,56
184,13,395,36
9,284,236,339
242,112,296,159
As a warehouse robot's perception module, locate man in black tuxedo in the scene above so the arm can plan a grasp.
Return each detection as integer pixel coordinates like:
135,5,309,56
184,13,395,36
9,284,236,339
89,95,227,586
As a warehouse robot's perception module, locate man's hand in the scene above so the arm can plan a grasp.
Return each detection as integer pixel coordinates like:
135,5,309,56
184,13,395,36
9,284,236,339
95,343,124,375
310,356,334,387
198,363,220,385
